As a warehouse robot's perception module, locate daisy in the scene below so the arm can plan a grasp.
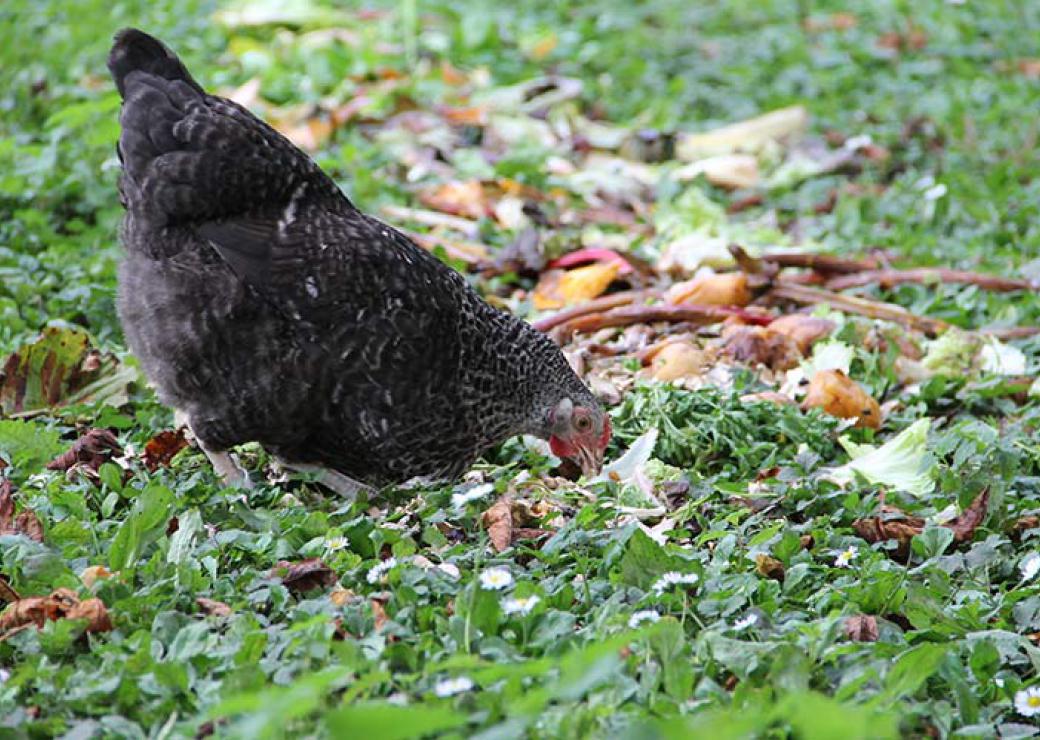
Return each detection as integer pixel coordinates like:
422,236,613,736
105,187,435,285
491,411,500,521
478,567,513,590
1015,686,1040,717
732,613,759,631
1020,553,1040,582
502,595,540,616
325,536,349,552
433,676,474,697
651,572,699,595
835,546,857,568
366,557,398,585
628,610,660,628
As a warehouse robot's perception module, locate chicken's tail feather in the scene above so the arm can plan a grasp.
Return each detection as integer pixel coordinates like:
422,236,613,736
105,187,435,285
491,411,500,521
108,28,203,99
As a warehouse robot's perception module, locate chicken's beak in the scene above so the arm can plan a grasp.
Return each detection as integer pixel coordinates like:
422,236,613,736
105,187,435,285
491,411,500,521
576,444,605,477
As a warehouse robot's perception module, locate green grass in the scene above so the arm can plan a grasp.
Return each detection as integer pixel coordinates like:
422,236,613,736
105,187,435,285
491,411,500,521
2,0,1040,737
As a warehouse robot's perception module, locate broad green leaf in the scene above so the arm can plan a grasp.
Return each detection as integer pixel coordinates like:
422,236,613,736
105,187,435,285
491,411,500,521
325,703,468,740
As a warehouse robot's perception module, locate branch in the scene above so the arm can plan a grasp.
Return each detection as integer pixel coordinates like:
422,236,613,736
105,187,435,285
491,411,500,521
531,290,651,332
826,268,1037,293
554,304,769,337
767,283,949,335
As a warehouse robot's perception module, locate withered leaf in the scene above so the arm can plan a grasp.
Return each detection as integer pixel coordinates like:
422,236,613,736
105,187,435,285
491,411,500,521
511,527,553,546
946,489,989,543
196,597,232,617
80,565,113,589
666,272,751,307
768,315,836,355
650,342,706,382
719,326,802,371
47,428,122,476
371,598,389,632
481,495,514,553
0,478,44,543
844,614,879,642
852,490,989,559
802,369,881,429
142,428,189,472
418,180,488,220
1010,515,1040,540
0,587,112,640
755,554,785,582
532,262,620,311
0,575,20,604
270,558,337,594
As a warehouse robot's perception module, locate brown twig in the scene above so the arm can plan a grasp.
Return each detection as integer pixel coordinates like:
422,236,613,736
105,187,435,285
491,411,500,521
767,283,949,335
981,326,1040,340
826,268,1037,293
555,304,769,338
531,290,652,332
759,252,880,274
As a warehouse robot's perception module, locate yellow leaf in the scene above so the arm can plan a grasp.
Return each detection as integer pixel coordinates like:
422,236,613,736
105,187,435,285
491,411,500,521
532,263,620,310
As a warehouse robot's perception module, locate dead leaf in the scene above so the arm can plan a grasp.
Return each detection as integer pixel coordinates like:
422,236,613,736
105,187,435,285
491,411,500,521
802,369,881,429
142,428,190,472
80,565,113,589
481,495,513,552
740,391,797,406
844,615,878,642
666,272,752,306
755,554,785,582
946,489,989,543
1010,515,1040,540
371,598,389,631
719,326,802,371
0,587,112,640
0,327,137,416
0,479,43,543
674,154,760,189
269,558,337,594
768,315,836,355
852,490,989,560
532,262,620,310
418,180,489,220
0,576,20,604
511,528,553,546
47,428,122,478
330,586,357,607
676,105,809,159
196,597,232,617
650,342,707,381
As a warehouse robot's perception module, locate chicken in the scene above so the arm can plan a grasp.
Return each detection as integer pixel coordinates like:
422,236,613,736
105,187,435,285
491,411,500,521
107,29,610,495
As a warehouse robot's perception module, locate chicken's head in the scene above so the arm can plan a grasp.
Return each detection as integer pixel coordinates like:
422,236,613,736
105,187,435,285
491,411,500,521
546,398,611,476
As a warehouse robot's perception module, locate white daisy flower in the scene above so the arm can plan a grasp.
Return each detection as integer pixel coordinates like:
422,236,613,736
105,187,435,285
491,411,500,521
732,613,759,631
433,676,474,697
1020,553,1040,582
478,567,513,590
628,610,660,629
651,571,699,595
0,668,8,684
451,483,494,508
366,557,398,585
1015,686,1040,717
502,595,541,616
835,546,858,568
325,536,349,552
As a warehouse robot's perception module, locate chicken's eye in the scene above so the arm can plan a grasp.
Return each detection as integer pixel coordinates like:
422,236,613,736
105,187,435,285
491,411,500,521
575,416,592,432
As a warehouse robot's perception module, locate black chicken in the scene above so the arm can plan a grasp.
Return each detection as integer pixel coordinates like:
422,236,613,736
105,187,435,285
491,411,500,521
107,29,610,495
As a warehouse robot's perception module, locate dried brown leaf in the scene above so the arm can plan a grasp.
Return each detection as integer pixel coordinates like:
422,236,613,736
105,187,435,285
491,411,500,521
80,565,113,589
47,428,122,477
269,558,337,594
532,263,620,310
719,326,802,371
0,478,43,543
196,597,232,617
802,369,881,429
666,272,751,307
0,587,112,640
755,554,785,582
768,315,836,355
844,615,879,642
650,342,707,382
481,495,514,552
142,429,189,472
418,180,488,220
371,598,389,631
947,489,989,543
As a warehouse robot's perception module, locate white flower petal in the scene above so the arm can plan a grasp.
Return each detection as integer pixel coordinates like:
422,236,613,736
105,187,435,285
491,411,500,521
366,557,399,584
434,676,474,697
628,610,660,628
478,567,514,590
1014,687,1040,717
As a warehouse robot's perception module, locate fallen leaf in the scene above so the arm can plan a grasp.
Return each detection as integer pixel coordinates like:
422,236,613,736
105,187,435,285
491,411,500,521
371,598,389,631
719,326,802,370
666,272,751,306
480,495,513,552
329,587,357,607
0,327,138,416
946,489,989,543
511,527,553,546
755,554,785,582
418,180,489,220
852,490,989,559
676,105,809,159
650,342,707,381
802,369,881,428
80,565,113,589
0,479,43,542
674,154,760,189
740,391,797,406
196,597,232,617
142,429,190,472
0,587,112,640
269,558,337,594
768,315,836,355
47,428,122,478
532,262,620,310
1010,515,1040,540
0,576,20,604
844,615,879,642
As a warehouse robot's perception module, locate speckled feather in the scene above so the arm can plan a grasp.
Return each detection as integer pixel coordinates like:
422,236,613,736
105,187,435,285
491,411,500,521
108,29,600,487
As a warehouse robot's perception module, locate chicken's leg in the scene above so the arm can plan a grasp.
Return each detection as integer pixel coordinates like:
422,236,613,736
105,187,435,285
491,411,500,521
278,460,371,499
198,440,254,490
